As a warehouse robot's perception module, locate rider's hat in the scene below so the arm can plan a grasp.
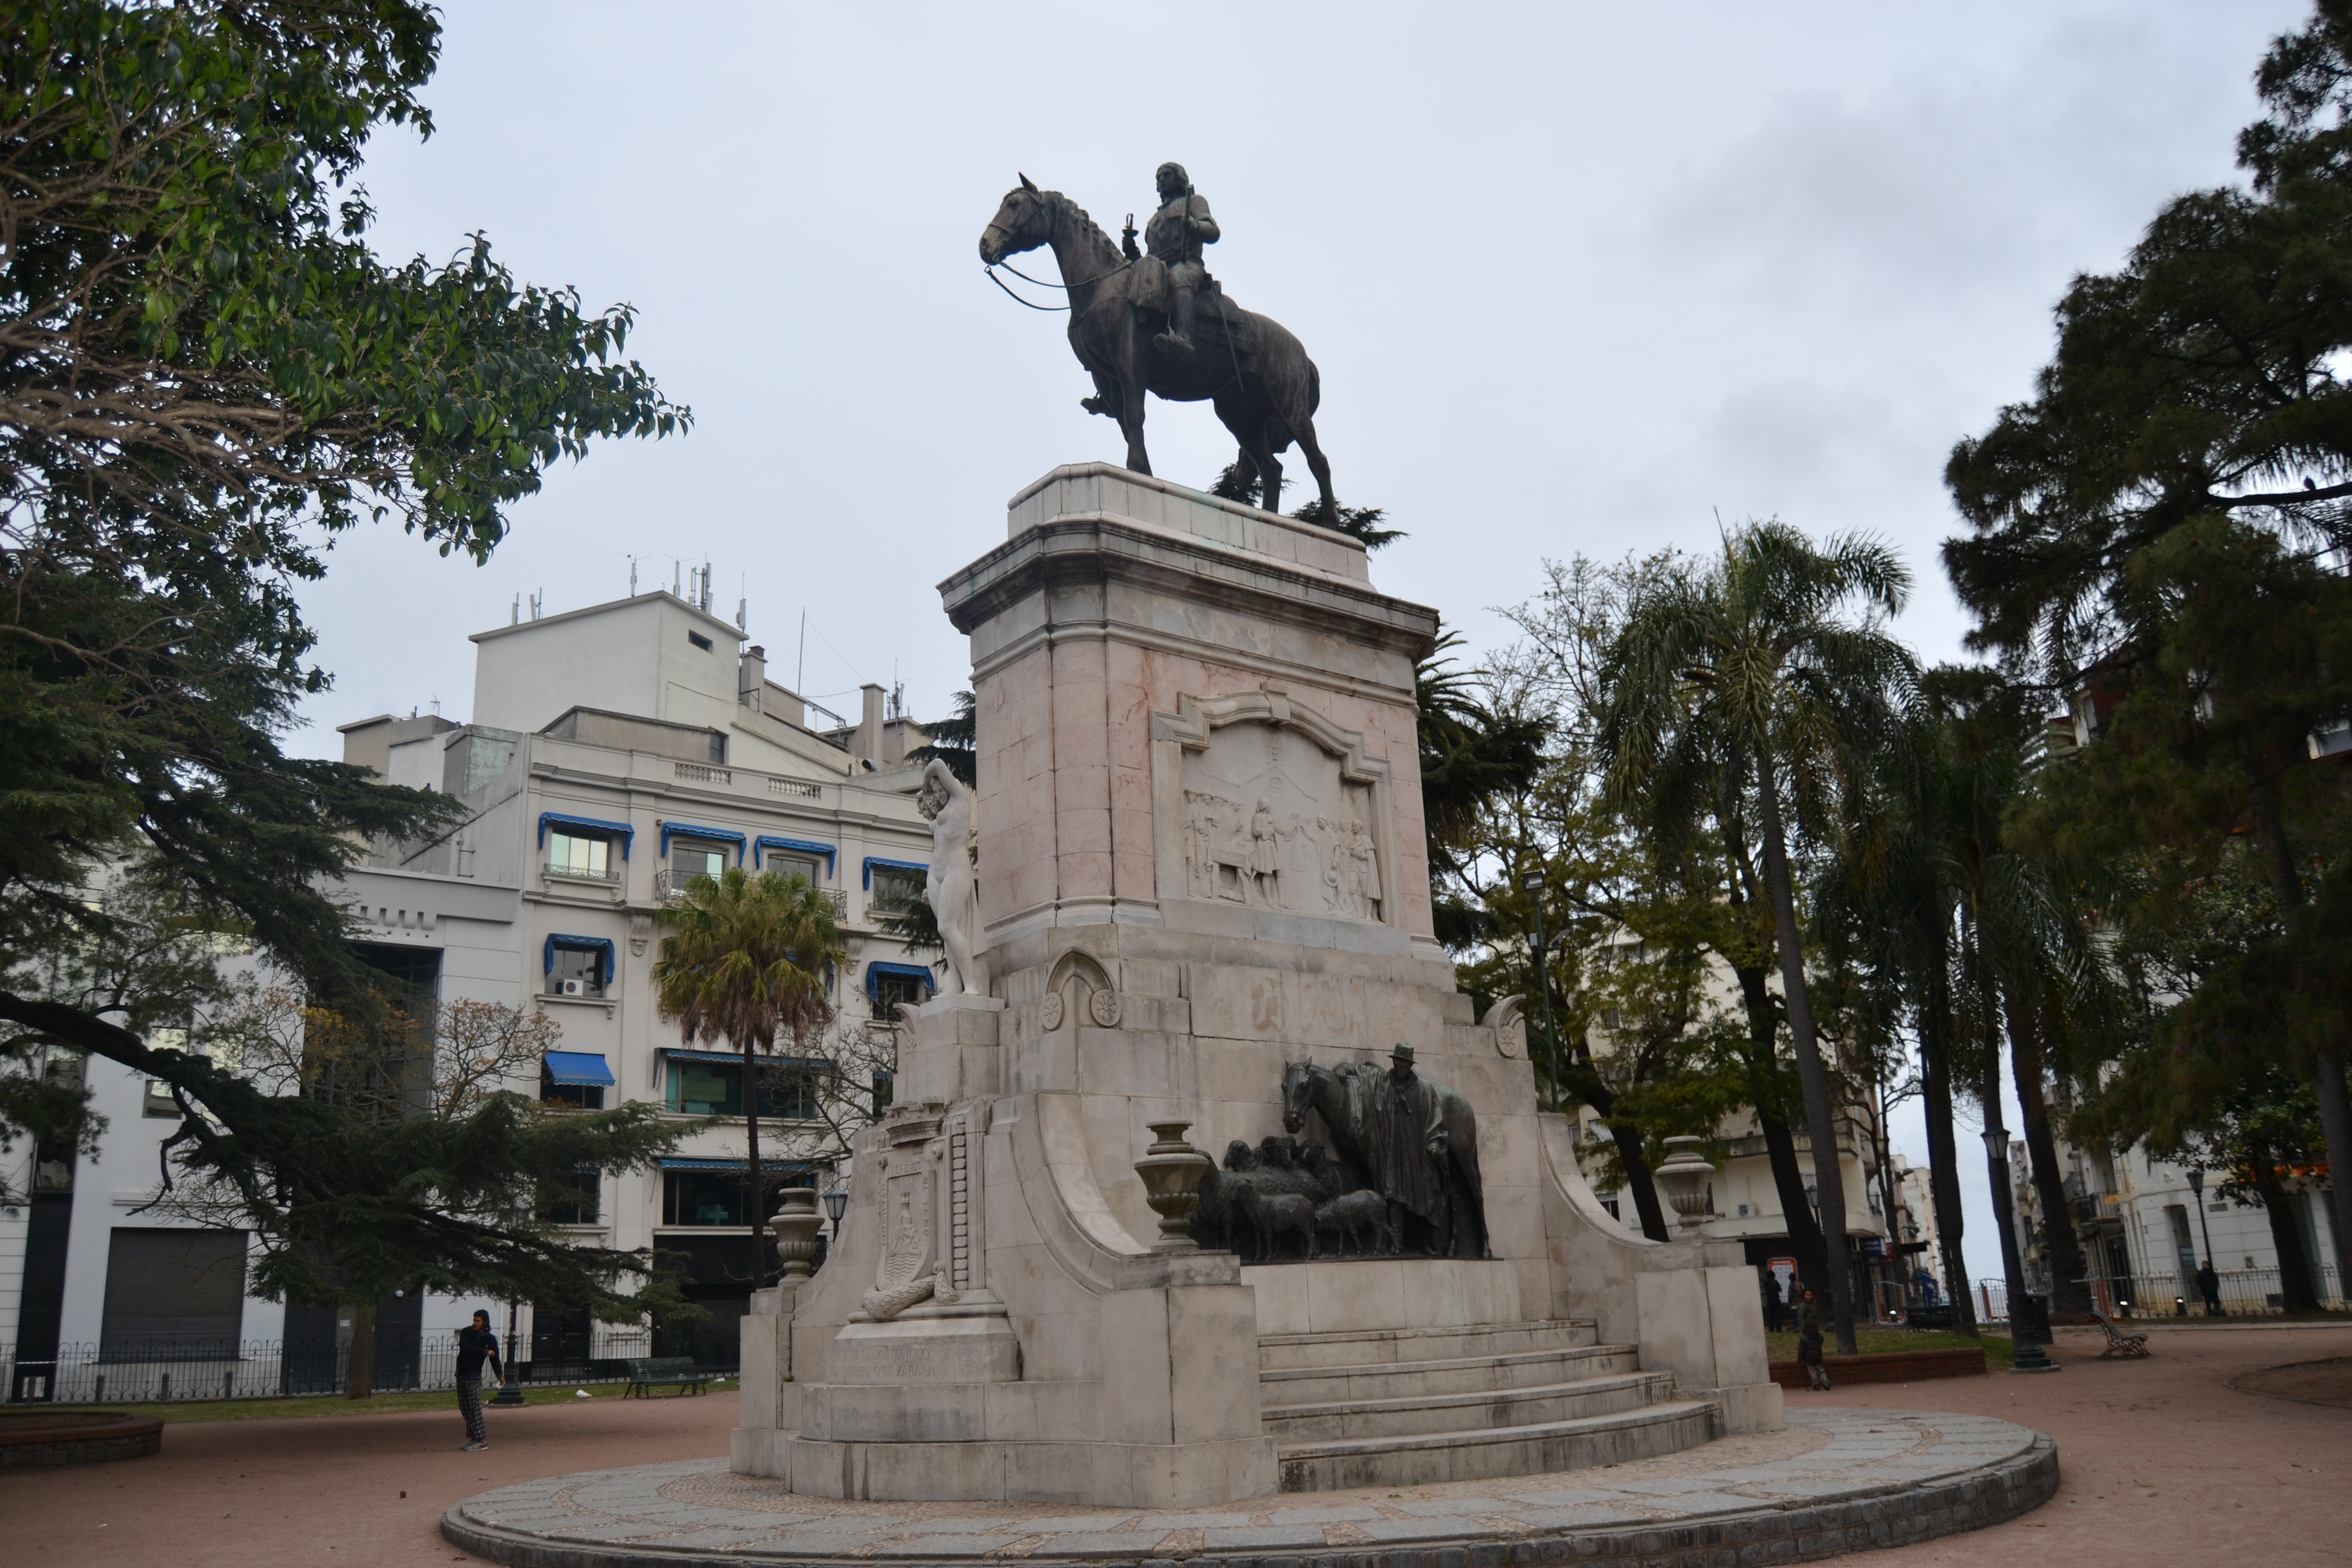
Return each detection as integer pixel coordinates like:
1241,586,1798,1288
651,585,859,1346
1390,1043,1415,1065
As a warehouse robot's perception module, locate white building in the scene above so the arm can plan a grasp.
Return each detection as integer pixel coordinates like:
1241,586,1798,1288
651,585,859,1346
3,587,942,1399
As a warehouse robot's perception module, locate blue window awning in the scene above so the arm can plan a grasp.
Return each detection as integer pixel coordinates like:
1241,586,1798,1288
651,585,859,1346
865,959,937,1001
544,934,615,984
537,812,634,859
543,1051,616,1088
660,822,747,863
755,836,837,876
862,855,927,889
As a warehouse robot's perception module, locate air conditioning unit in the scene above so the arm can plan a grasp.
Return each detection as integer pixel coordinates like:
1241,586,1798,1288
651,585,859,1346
1736,1203,1752,1218
560,978,585,997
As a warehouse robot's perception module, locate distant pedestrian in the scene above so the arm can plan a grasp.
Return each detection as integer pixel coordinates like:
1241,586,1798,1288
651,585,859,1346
456,1310,504,1451
2196,1260,2221,1317
1797,1288,1831,1391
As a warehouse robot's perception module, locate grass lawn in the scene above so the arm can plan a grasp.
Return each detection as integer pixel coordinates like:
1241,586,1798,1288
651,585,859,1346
43,1376,732,1426
1766,1327,2015,1368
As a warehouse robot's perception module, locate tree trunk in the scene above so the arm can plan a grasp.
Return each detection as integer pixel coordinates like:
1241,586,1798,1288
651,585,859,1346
743,1039,767,1293
1754,759,1859,1354
1607,1118,1673,1242
345,1303,376,1400
2249,1154,2321,1314
2002,993,2094,1317
1729,962,1832,1304
2312,1049,2352,1293
1917,983,1977,1335
2249,792,2352,1293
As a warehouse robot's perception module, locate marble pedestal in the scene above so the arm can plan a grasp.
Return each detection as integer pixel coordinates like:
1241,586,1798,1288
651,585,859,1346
731,465,1778,1506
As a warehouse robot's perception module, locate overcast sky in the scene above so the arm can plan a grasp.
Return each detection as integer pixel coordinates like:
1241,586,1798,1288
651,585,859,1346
302,1,2311,1290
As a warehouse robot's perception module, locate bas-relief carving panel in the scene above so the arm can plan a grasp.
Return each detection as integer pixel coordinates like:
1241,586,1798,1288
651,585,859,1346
1178,721,1382,922
1149,690,1396,930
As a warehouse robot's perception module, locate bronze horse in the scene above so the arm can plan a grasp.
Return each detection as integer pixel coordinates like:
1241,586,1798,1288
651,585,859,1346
1281,1060,1488,1259
978,178,1337,517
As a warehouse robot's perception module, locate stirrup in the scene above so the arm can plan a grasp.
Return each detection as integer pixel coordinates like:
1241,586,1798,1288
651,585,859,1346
1154,331,1195,356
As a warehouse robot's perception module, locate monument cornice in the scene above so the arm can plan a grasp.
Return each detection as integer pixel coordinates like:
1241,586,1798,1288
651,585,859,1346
937,512,1439,660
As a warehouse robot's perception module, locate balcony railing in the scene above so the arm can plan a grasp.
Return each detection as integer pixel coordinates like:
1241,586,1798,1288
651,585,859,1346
674,761,731,785
546,860,622,884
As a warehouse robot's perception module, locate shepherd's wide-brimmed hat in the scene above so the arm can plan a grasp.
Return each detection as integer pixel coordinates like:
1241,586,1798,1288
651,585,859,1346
1390,1042,1415,1064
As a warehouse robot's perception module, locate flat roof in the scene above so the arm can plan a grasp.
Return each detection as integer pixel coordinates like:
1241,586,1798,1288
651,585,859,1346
469,590,744,645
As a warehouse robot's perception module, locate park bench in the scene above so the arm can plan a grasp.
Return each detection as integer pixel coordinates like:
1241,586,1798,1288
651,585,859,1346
2091,1307,2149,1359
624,1356,711,1397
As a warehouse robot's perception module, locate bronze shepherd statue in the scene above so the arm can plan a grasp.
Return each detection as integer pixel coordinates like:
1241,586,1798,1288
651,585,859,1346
978,166,1337,518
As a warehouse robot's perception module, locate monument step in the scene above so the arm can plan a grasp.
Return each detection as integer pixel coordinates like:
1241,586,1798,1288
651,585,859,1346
1258,1342,1640,1403
1273,1399,1722,1493
1262,1370,1673,1441
1256,1317,1597,1370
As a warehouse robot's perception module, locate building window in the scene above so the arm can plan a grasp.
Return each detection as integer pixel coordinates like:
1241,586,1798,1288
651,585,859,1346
767,852,821,886
870,969,929,1021
663,1168,747,1226
537,1170,601,1226
540,1051,614,1110
671,837,730,886
869,865,923,914
688,630,714,651
663,1056,818,1120
544,936,613,998
548,829,616,880
100,1228,249,1358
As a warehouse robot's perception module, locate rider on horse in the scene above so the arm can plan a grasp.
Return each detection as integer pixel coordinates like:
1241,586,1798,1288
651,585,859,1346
1138,161,1218,358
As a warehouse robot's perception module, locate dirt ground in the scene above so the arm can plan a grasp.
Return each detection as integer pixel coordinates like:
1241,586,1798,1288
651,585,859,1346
3,1320,2345,1567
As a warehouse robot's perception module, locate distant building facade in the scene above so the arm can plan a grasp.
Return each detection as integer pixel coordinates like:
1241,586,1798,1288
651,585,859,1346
2,589,940,1399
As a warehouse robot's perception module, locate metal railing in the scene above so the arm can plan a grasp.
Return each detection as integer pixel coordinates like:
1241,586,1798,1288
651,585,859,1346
2084,1267,2347,1317
3,1325,671,1405
654,870,845,917
545,859,622,884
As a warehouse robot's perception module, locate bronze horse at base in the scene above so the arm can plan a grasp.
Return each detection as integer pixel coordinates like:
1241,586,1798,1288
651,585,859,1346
979,178,1336,518
1282,1060,1488,1259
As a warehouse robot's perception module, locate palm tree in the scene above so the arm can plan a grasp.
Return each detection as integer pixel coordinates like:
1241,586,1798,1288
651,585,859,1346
652,866,845,1293
1599,522,1915,1355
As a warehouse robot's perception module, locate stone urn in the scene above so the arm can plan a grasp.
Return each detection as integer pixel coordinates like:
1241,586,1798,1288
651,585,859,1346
769,1185,824,1280
1651,1136,1717,1235
1133,1121,1212,1252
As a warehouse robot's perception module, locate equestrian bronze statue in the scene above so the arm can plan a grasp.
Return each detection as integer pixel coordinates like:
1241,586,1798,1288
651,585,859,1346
978,167,1337,518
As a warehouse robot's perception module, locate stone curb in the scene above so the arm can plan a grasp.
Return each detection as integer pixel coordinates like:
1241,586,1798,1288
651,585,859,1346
440,1432,2057,1568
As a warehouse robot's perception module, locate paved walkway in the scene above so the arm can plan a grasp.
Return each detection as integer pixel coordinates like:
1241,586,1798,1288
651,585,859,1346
3,1321,2340,1567
440,1409,2051,1564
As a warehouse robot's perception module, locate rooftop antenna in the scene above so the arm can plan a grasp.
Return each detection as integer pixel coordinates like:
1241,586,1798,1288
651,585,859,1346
530,589,543,620
671,557,681,597
430,696,442,717
511,593,520,626
701,558,713,611
737,571,747,632
629,555,638,596
797,608,807,694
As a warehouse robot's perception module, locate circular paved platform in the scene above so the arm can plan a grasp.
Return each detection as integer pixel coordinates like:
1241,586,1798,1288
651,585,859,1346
442,1408,2056,1567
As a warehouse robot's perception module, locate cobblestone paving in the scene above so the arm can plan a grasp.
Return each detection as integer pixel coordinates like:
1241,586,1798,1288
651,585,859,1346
444,1409,2056,1564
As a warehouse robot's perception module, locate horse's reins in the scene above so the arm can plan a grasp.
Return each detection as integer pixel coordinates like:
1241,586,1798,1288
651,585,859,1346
984,255,1134,312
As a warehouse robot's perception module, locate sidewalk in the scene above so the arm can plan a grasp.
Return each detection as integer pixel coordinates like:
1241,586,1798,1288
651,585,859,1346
1,1386,740,1567
1788,1320,2349,1567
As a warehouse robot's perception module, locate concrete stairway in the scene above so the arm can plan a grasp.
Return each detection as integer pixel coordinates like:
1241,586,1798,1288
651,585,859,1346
1259,1318,1720,1492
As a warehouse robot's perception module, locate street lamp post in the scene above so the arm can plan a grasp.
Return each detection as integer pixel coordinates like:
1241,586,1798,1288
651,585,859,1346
1521,867,1561,1113
491,1297,526,1406
1981,1119,2057,1374
823,1183,849,1243
2188,1168,2217,1315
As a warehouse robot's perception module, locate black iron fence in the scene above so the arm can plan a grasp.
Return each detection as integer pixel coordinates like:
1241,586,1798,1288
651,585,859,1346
2085,1266,2346,1317
3,1324,670,1405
